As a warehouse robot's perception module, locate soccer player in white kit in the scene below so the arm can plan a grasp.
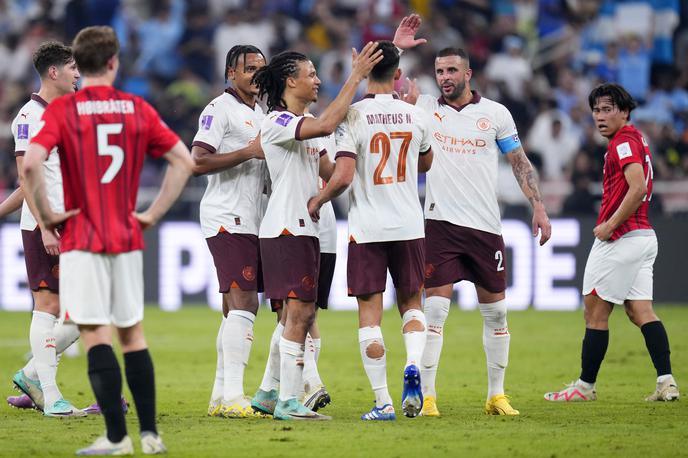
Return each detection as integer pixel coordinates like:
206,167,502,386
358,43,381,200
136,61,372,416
394,15,551,416
191,45,268,418
251,44,382,420
308,41,434,420
1,42,85,416
545,83,679,403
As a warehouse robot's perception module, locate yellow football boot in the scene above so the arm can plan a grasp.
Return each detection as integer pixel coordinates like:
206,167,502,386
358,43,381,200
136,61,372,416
485,394,520,416
207,399,222,417
420,395,440,417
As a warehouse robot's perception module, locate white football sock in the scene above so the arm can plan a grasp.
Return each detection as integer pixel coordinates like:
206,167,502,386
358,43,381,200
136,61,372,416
421,296,450,397
278,337,304,402
302,334,323,393
657,374,673,384
359,326,393,408
402,309,427,368
29,311,61,406
479,300,510,399
222,310,255,401
211,317,225,402
313,337,321,363
23,318,80,380
576,379,595,390
259,322,284,392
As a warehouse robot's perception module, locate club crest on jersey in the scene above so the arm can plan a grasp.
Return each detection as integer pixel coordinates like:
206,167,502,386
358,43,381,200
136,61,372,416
201,115,213,130
275,113,294,127
477,117,491,131
616,142,632,160
17,124,29,139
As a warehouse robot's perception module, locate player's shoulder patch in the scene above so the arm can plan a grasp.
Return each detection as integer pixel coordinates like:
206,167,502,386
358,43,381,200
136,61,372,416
16,123,30,139
200,114,214,130
615,141,633,160
274,112,294,127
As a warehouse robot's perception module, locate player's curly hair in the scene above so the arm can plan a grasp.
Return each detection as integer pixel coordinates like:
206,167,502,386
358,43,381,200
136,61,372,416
32,41,73,77
588,83,637,118
225,45,265,83
252,51,308,112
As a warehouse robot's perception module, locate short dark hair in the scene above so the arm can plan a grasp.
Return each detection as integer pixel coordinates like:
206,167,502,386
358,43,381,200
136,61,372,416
253,51,308,111
72,26,119,76
436,47,470,67
369,41,399,82
32,41,73,78
588,83,637,117
225,44,265,82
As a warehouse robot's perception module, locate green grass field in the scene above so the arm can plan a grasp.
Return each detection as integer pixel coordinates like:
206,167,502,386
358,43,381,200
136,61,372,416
1,305,687,457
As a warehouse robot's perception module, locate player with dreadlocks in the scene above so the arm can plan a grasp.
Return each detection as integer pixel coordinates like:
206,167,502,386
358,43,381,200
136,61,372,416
191,44,269,418
249,43,382,420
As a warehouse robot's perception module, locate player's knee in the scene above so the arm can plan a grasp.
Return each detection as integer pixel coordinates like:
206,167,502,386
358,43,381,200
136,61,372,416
402,308,426,333
479,300,507,326
365,341,385,359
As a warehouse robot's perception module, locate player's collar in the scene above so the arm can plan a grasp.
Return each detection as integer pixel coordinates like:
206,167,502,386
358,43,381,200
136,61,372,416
361,93,399,100
225,87,256,109
31,93,49,108
438,90,481,112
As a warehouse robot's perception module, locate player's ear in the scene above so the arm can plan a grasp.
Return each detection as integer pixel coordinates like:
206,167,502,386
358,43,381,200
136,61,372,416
226,66,236,81
393,68,402,81
465,68,473,82
286,76,297,89
48,65,58,81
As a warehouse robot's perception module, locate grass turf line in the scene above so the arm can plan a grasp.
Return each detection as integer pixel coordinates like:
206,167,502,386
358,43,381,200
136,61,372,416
1,306,686,457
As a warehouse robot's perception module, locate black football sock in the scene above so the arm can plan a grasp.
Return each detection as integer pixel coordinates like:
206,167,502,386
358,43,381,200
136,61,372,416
124,349,157,434
579,328,609,384
88,344,127,443
641,321,672,377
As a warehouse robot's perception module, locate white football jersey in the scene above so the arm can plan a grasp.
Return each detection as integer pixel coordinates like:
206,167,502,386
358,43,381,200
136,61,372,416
417,92,521,235
192,89,266,238
259,110,323,239
318,131,337,254
336,94,431,243
11,94,64,231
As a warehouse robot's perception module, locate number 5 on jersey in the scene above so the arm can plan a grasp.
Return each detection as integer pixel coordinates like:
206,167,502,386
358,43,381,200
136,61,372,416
370,131,412,185
97,123,124,184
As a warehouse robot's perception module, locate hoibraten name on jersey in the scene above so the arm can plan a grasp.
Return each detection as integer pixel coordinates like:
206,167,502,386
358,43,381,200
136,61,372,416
76,99,135,116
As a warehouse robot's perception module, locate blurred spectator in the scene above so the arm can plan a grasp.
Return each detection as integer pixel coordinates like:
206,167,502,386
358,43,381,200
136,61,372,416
179,6,216,83
135,0,186,82
618,34,651,102
485,35,532,102
528,115,581,180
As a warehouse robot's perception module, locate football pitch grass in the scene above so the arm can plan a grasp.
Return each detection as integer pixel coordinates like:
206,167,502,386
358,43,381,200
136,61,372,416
1,305,686,457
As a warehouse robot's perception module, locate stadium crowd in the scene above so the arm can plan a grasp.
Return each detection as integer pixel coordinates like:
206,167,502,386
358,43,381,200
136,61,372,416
0,0,687,217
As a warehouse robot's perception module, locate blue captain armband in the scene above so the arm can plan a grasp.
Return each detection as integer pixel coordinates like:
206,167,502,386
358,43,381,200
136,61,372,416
496,134,521,154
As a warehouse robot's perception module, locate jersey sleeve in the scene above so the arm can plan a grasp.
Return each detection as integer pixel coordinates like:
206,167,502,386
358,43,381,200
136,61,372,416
142,100,180,159
418,110,432,155
29,103,62,154
494,104,521,155
612,134,643,168
262,111,306,147
191,102,228,153
334,109,358,160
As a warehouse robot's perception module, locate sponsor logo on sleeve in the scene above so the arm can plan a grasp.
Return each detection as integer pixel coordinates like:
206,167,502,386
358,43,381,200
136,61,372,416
275,113,294,127
201,115,213,130
616,142,632,160
17,124,29,139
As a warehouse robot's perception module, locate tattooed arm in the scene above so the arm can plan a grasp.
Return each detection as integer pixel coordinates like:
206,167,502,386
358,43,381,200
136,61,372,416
506,146,552,245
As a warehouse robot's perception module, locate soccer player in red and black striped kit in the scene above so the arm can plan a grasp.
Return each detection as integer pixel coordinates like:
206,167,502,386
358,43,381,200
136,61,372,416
23,26,193,454
545,83,679,403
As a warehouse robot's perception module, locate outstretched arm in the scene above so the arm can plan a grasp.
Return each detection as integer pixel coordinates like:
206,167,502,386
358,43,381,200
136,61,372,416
0,187,24,218
192,134,263,176
506,146,551,245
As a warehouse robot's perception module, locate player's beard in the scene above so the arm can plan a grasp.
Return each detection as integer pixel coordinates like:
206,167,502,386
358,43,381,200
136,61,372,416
443,79,466,102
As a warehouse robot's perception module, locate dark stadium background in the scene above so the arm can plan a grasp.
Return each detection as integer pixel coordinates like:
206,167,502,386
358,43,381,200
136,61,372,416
0,0,687,309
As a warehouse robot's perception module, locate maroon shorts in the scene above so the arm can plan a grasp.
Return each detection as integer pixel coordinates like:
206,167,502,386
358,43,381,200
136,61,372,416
260,235,320,302
21,228,59,292
316,252,336,309
347,239,424,297
206,232,263,293
424,219,506,293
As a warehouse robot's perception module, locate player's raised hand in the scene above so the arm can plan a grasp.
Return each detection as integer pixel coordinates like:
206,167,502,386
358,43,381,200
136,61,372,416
307,196,321,222
399,77,419,105
350,42,384,82
393,14,427,50
533,206,551,245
